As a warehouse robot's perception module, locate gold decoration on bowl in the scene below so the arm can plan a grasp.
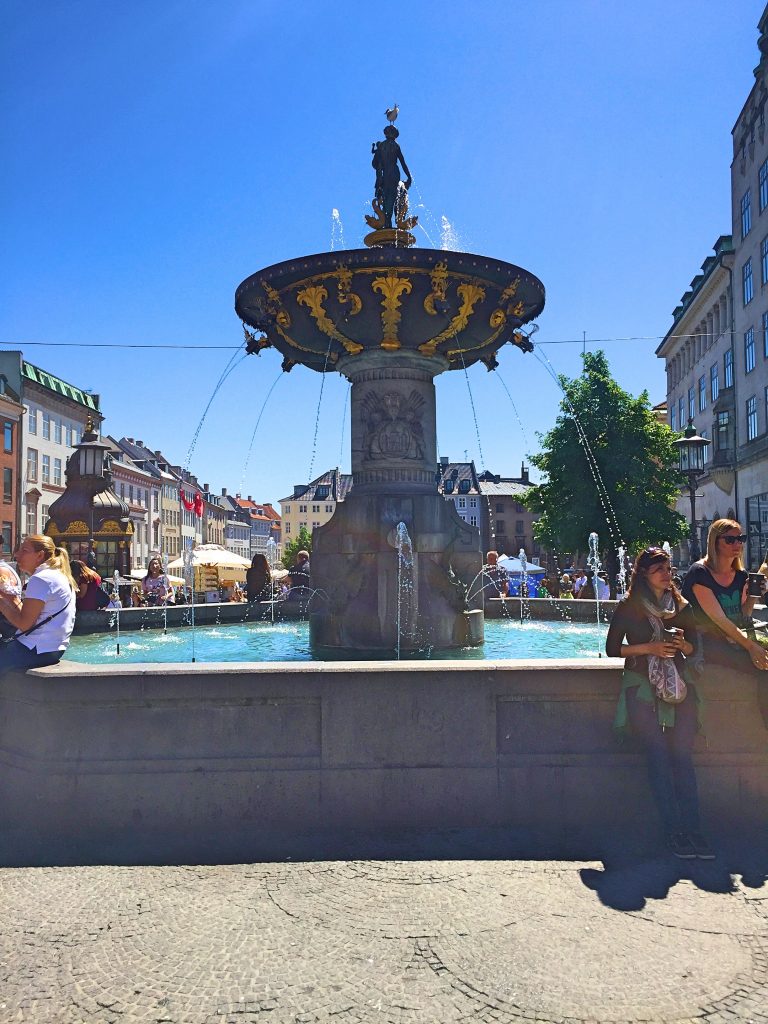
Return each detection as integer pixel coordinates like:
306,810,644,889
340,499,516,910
500,277,521,303
510,300,525,317
336,265,362,316
365,197,387,231
424,261,449,315
372,272,413,350
264,284,292,330
296,285,364,355
489,308,506,329
419,282,486,356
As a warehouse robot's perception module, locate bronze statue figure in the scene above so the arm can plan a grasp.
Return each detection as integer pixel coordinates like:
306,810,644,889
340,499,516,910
371,125,412,229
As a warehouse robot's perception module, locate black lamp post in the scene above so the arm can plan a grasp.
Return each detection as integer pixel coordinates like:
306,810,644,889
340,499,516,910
672,420,711,563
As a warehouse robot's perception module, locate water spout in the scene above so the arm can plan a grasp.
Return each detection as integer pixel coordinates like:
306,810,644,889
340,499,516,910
587,532,603,656
395,522,415,659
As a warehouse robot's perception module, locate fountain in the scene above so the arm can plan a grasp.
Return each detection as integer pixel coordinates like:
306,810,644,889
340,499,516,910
235,113,545,652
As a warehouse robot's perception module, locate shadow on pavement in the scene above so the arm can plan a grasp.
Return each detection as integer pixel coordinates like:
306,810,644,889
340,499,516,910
579,831,768,911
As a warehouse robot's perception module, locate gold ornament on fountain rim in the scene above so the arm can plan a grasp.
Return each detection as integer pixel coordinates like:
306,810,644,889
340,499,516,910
364,187,418,248
372,272,413,350
296,285,364,356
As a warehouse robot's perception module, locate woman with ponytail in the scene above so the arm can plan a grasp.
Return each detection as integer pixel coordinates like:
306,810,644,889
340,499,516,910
0,535,77,673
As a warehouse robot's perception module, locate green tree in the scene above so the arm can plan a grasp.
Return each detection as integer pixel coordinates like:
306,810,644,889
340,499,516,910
522,351,687,573
281,525,313,570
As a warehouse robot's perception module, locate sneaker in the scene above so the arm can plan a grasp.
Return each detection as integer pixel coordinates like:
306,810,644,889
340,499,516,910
668,832,696,859
687,832,716,860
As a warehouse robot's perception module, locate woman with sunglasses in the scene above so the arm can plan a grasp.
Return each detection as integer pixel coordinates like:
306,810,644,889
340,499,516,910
681,519,768,675
606,546,710,859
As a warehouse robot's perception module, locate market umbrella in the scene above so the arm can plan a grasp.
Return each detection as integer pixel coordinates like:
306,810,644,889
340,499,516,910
166,545,252,571
496,556,547,574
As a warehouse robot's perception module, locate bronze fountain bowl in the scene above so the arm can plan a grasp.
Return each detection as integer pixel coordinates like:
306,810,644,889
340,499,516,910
235,246,545,373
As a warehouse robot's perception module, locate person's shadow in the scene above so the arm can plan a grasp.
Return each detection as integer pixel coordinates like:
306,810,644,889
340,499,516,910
579,831,768,911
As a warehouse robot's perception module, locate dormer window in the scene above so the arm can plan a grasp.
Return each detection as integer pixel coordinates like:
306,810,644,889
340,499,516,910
444,479,454,494
458,479,471,494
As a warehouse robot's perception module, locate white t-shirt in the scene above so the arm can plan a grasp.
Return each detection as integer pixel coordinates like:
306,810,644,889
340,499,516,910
18,566,76,653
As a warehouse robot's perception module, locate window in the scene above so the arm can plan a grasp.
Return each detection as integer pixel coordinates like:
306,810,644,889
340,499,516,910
516,520,524,534
26,502,36,535
725,347,734,388
312,504,319,513
53,419,61,444
495,503,504,514
678,396,685,428
41,503,49,521
3,468,11,504
469,515,478,527
688,386,695,421
670,405,677,431
746,327,756,372
747,395,758,441
42,412,50,440
496,519,505,534
716,411,730,450
325,504,333,513
71,426,79,446
153,492,159,511
285,522,291,534
762,237,768,285
284,504,290,514
26,447,38,482
515,503,525,513
700,428,709,465
743,259,754,305
53,458,62,486
458,497,466,508
28,408,37,435
711,362,719,402
299,504,307,513
742,189,752,238
760,157,768,211
698,374,706,412
41,454,50,484
765,386,768,435
312,520,320,528
1,522,11,552
129,485,134,503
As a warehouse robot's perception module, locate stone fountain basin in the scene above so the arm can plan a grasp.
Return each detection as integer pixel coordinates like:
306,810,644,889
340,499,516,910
235,247,545,372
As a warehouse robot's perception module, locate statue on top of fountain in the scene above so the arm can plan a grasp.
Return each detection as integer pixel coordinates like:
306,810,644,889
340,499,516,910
365,112,418,246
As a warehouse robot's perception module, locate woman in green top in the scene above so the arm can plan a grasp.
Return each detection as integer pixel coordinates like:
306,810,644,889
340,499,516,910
605,547,709,859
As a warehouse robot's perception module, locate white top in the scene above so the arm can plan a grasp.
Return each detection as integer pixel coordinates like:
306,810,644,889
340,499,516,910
18,566,76,653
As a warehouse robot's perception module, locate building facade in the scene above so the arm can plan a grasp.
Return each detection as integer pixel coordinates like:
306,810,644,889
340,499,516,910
657,238,736,563
0,353,102,542
280,469,353,544
659,9,768,568
0,378,24,554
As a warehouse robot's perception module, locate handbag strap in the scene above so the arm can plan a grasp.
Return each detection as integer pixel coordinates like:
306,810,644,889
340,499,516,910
13,595,73,640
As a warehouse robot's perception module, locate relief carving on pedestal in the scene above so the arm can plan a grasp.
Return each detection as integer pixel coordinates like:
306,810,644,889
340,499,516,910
360,389,426,461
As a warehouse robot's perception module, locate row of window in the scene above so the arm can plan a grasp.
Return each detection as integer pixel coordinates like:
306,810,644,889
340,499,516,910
740,154,768,242
27,409,81,447
287,503,334,514
25,449,62,485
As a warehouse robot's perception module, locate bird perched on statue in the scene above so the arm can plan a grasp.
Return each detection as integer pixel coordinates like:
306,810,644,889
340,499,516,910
385,104,399,124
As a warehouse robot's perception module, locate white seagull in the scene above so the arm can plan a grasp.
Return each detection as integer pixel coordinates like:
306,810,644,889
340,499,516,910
385,104,399,124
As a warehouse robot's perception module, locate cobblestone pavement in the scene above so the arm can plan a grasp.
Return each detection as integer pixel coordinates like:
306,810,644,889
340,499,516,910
2,854,768,1024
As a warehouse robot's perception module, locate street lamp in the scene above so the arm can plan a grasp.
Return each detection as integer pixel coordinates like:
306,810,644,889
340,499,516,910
672,420,711,563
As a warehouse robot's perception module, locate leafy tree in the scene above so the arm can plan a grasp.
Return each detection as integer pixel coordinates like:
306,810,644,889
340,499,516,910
521,351,687,582
281,525,313,570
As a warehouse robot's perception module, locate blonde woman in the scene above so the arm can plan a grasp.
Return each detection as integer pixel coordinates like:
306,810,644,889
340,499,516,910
681,519,768,674
0,535,77,672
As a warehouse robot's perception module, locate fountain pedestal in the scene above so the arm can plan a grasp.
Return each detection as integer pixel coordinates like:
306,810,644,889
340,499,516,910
310,351,483,652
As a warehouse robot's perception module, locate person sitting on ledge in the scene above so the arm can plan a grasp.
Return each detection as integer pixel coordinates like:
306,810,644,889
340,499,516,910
0,535,77,674
142,557,174,606
481,550,508,598
288,550,311,592
605,546,711,860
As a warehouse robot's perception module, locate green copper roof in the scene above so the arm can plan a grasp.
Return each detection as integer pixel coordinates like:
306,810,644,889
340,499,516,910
21,361,100,411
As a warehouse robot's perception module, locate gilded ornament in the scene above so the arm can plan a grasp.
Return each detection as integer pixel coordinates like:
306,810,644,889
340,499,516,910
297,285,364,356
500,278,521,303
419,282,486,356
372,273,413,350
63,520,90,535
424,261,449,316
510,300,525,317
489,308,506,329
336,265,362,316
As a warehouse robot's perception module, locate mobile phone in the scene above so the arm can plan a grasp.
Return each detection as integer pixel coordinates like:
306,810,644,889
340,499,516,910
748,572,766,597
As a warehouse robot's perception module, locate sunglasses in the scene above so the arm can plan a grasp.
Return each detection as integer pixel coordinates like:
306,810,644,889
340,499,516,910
720,534,748,545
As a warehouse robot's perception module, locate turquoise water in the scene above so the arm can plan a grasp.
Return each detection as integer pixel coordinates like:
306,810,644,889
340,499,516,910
64,617,608,664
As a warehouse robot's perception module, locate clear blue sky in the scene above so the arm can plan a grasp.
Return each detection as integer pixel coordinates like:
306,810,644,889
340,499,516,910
0,1,761,506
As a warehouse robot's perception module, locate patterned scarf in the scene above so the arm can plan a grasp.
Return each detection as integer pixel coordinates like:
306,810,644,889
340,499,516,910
640,589,687,705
